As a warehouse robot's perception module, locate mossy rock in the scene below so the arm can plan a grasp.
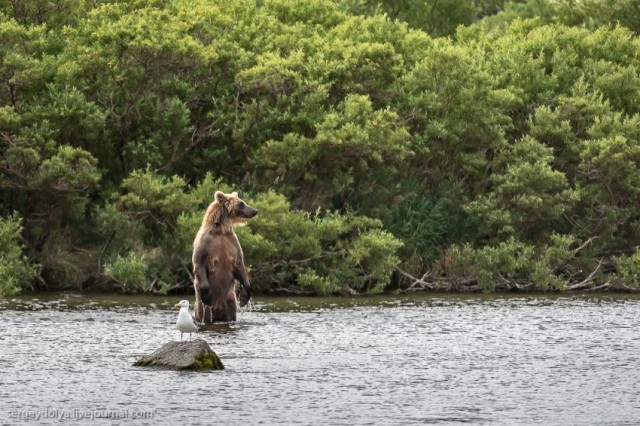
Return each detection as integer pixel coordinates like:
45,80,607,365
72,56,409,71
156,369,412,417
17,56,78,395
133,339,224,371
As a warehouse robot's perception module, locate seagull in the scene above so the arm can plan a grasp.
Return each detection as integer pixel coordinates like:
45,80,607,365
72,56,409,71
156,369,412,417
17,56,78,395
174,300,198,343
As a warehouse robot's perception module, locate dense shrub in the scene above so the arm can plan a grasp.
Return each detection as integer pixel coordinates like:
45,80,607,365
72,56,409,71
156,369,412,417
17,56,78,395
222,191,402,295
2,0,640,294
0,215,37,296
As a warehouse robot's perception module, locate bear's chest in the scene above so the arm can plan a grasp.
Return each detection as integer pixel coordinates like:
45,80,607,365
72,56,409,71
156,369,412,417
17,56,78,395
208,234,239,265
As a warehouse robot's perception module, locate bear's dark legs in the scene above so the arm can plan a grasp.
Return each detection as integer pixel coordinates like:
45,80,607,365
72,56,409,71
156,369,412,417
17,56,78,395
194,280,216,323
204,304,212,323
211,304,234,322
208,293,237,322
194,299,202,323
195,301,213,324
194,287,202,322
226,296,237,322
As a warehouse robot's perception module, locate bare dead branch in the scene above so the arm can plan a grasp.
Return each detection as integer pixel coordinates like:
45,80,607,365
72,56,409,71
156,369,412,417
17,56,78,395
566,258,604,291
572,236,599,255
395,267,435,290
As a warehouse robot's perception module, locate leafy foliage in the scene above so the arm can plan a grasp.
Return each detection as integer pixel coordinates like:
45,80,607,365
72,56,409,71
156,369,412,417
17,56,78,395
235,191,402,295
3,0,640,295
612,248,640,290
340,0,508,37
0,214,37,296
465,136,577,240
258,94,412,212
104,252,149,293
484,0,640,35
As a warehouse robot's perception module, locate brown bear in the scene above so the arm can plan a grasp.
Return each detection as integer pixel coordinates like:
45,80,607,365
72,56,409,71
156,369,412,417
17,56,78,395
192,190,257,323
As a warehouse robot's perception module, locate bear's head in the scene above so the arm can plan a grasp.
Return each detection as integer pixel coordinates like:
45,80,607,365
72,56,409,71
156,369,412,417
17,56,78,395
203,190,258,231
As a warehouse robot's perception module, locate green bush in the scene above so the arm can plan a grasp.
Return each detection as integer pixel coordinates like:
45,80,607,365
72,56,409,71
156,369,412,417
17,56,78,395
452,238,536,292
0,214,37,296
103,252,148,293
612,249,640,290
385,192,470,275
97,168,198,292
236,191,402,295
257,94,412,212
98,172,403,295
3,0,640,294
447,234,600,292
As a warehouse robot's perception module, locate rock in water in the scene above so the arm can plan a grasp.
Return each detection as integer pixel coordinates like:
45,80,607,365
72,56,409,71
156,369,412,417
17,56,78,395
133,339,224,371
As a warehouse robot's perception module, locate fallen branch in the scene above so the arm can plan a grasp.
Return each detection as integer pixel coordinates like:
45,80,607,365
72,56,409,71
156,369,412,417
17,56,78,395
587,281,611,291
497,274,535,290
396,267,482,292
395,267,435,291
566,258,604,291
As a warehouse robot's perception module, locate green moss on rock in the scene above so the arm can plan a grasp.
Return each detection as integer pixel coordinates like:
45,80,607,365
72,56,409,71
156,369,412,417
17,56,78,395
190,350,224,371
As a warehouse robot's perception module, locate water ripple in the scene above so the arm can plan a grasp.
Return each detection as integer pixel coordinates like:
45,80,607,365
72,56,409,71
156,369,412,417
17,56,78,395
2,294,640,424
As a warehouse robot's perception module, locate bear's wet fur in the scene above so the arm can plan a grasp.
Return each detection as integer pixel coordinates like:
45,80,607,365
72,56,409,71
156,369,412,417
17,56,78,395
192,190,257,323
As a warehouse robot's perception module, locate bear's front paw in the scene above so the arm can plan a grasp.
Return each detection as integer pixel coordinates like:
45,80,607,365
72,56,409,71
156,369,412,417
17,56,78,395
238,286,251,307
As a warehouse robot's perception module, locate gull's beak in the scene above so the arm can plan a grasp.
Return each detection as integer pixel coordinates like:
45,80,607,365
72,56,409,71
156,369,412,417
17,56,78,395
174,303,181,308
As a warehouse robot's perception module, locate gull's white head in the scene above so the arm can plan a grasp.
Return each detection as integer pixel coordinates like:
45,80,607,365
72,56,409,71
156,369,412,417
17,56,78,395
175,300,190,309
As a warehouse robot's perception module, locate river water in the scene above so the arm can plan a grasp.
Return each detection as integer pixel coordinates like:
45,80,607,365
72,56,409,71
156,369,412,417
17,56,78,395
1,293,639,425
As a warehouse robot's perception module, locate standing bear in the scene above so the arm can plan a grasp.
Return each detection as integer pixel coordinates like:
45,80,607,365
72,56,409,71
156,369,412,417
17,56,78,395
192,190,258,323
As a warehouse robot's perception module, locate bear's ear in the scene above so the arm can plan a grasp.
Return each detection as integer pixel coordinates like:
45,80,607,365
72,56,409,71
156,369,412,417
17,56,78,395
230,191,238,198
215,191,226,204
